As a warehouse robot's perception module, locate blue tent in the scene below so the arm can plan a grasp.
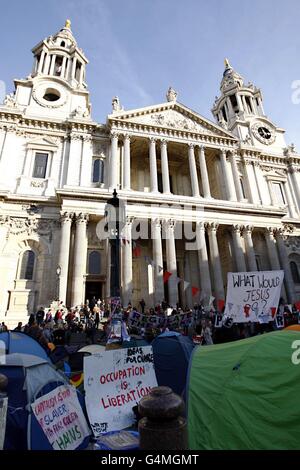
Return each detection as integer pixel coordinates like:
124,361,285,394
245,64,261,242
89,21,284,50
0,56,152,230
151,332,194,396
0,353,90,450
0,331,50,362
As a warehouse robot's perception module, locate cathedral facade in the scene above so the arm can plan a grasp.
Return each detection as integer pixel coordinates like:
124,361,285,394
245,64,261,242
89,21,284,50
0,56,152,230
1,21,300,327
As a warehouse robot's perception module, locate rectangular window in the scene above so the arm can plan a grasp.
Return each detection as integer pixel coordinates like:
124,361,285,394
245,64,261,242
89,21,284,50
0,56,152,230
32,152,48,179
272,182,285,205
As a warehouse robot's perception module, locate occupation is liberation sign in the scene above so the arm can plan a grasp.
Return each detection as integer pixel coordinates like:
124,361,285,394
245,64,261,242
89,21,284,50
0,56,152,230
84,346,158,436
31,384,90,450
224,270,284,323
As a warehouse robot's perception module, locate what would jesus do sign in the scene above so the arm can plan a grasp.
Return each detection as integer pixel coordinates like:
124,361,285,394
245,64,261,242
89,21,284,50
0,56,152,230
84,346,158,436
224,270,284,323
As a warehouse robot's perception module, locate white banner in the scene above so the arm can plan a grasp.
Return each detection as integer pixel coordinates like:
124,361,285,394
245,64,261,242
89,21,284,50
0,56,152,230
84,346,157,436
31,385,90,450
224,271,284,323
0,396,8,450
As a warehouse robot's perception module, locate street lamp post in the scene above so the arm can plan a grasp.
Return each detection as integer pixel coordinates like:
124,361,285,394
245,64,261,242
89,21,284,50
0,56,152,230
56,265,61,301
105,189,125,308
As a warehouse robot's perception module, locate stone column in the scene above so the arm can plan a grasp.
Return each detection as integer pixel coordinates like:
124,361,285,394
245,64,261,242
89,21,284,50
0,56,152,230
58,212,73,304
122,217,133,307
149,138,158,193
66,133,82,186
284,180,298,218
264,227,287,300
253,162,263,204
183,253,193,308
197,146,211,199
61,56,67,78
206,222,225,300
229,151,243,201
232,225,247,272
151,219,164,305
267,179,276,206
71,213,89,307
219,149,235,201
164,220,178,307
160,140,171,194
38,50,46,74
123,134,131,190
289,167,300,211
110,132,119,190
188,144,200,197
196,222,212,298
71,57,77,79
242,225,257,272
275,228,296,303
49,54,57,75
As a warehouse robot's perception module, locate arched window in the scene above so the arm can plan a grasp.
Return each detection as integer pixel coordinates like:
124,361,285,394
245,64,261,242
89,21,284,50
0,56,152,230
88,251,101,274
19,250,35,280
290,261,300,284
61,41,66,47
92,159,104,184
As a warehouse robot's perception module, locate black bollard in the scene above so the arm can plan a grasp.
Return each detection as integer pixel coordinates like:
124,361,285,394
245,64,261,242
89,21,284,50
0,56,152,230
0,373,8,393
138,386,188,450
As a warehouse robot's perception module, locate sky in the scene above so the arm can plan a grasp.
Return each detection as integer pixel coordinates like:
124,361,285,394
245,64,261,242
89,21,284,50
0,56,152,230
1,0,300,147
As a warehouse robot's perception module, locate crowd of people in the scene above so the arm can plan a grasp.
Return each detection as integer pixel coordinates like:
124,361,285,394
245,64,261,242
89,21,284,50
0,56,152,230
0,296,299,353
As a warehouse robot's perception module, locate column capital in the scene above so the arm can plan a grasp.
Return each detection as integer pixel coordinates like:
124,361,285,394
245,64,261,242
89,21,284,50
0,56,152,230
188,142,195,149
205,221,219,232
123,133,131,142
110,131,120,139
151,218,162,228
196,221,206,230
75,213,89,224
60,211,74,223
232,224,243,235
265,226,277,238
242,224,254,235
163,218,176,230
220,148,228,156
149,136,157,144
125,215,134,226
198,144,205,151
160,138,168,147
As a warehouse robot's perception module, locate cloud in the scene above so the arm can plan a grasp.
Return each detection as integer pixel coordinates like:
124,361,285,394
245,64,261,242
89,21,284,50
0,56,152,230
65,0,153,106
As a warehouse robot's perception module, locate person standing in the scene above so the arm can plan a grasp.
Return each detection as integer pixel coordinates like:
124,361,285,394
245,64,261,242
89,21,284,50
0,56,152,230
36,307,45,326
139,298,146,314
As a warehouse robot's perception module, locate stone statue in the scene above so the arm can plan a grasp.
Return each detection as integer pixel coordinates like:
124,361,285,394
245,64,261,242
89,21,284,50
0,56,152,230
166,87,178,102
3,93,16,107
112,96,121,112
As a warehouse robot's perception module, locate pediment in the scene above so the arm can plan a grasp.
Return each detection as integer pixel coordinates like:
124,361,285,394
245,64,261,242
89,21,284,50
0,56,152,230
108,101,236,139
26,136,59,148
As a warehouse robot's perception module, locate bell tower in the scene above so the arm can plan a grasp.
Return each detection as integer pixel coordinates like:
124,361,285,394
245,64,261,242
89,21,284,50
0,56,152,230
211,60,286,150
10,20,92,120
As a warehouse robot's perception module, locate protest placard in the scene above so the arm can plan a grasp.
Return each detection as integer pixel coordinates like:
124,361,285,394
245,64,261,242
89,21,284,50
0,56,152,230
31,384,90,450
84,346,157,436
224,270,284,323
0,396,8,450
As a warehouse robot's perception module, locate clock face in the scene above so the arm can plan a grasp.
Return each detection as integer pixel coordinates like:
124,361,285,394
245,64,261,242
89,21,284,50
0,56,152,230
251,123,275,145
32,82,68,108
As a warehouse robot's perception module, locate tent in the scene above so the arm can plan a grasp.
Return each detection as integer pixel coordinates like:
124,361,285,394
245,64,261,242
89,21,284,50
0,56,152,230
187,330,300,450
0,353,90,450
0,331,50,363
151,331,194,396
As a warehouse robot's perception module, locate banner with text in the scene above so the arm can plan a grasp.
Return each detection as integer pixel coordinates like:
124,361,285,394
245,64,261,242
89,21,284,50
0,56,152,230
224,270,284,323
84,346,158,436
31,384,90,450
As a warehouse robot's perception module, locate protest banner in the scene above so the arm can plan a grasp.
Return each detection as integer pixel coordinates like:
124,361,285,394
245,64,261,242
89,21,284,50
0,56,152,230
224,270,284,323
31,384,90,450
84,346,158,436
275,314,284,329
0,396,8,450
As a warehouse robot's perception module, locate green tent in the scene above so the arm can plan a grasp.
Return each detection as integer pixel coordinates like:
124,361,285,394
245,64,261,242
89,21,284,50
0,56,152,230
187,330,300,450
